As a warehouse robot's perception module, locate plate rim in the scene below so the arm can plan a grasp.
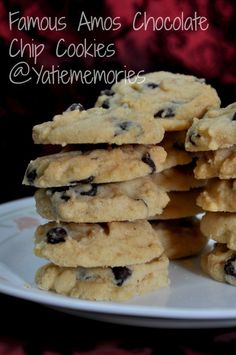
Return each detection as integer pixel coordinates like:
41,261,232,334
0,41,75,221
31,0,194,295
1,196,236,322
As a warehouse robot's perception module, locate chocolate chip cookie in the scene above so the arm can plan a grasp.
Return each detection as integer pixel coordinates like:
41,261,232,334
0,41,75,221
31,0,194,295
201,243,236,286
194,147,236,180
33,107,164,145
23,145,167,187
197,179,236,212
35,255,169,301
201,212,236,250
35,176,170,223
34,220,164,267
96,71,220,131
186,103,236,152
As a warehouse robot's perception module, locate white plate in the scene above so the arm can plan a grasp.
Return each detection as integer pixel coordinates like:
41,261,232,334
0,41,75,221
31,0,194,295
0,197,236,329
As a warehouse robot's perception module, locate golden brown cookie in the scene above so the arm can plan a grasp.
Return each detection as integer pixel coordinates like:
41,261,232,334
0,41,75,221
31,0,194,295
201,243,236,286
34,220,163,267
33,107,164,145
197,179,236,212
35,176,170,223
194,147,236,179
201,212,236,250
186,103,236,151
96,71,220,131
35,255,169,301
23,145,167,187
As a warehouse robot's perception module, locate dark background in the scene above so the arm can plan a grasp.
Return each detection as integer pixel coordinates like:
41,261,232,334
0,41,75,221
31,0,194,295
0,2,236,352
0,0,236,203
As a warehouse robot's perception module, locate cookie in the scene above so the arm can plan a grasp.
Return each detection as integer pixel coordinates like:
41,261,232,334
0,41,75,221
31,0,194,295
95,71,220,131
197,179,236,212
35,255,169,301
32,107,164,145
23,145,167,187
151,217,207,260
151,164,206,192
150,189,203,220
201,212,236,250
201,243,236,286
161,131,193,169
34,220,164,267
23,141,194,188
35,176,170,223
185,103,236,152
194,147,236,179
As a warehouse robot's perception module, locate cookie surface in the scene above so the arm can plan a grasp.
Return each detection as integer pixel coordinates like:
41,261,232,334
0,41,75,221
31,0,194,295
23,145,167,187
194,147,236,180
151,217,207,260
201,212,236,250
34,220,164,267
197,179,236,212
95,71,220,131
33,107,164,145
201,243,236,286
35,255,169,301
150,189,203,220
185,103,236,151
35,176,169,223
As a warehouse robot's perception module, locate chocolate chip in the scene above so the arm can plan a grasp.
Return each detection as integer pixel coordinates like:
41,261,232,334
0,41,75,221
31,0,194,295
154,110,164,118
47,186,71,201
70,176,95,185
101,89,114,96
61,195,71,202
154,108,175,118
189,132,201,146
26,169,37,184
232,112,236,121
142,152,156,173
115,121,141,136
111,267,132,286
46,227,67,244
66,103,84,112
49,186,70,194
224,256,236,277
80,184,97,196
101,99,110,109
119,121,132,131
99,223,110,235
146,82,159,89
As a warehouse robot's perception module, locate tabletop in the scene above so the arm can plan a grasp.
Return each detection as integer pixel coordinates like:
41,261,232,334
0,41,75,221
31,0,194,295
1,293,236,355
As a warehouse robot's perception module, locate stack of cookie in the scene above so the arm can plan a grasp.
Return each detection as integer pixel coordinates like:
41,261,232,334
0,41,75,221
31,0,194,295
96,71,220,261
24,105,171,301
148,160,207,260
185,103,236,286
23,71,220,301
